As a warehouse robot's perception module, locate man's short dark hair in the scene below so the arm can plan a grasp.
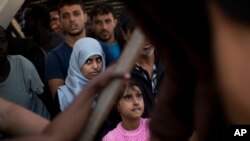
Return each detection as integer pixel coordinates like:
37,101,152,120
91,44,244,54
49,6,59,13
89,3,116,21
25,4,50,29
59,0,85,13
122,19,136,34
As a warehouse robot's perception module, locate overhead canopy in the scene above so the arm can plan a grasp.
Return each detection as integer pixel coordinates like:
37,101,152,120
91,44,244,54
0,0,24,29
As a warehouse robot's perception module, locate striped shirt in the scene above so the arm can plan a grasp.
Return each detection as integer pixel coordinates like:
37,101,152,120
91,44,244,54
135,63,158,96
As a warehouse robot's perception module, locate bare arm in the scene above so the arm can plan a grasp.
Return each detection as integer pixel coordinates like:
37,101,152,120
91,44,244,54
48,79,64,99
5,68,130,141
0,98,49,137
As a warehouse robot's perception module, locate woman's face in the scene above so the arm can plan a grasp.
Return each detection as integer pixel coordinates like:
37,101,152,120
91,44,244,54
81,55,103,80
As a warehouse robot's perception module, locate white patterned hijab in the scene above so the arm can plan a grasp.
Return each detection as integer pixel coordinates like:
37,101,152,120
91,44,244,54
58,37,105,111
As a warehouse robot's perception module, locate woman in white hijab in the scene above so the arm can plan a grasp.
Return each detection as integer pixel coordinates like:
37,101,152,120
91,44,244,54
57,37,105,111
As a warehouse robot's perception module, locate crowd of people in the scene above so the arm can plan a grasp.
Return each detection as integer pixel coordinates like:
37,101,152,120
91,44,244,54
1,0,164,140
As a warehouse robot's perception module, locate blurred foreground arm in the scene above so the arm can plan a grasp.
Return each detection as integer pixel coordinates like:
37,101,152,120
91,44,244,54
0,98,49,137
5,67,129,141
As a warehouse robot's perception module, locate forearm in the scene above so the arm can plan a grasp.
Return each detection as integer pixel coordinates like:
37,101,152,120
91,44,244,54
3,87,94,141
42,84,96,141
6,70,128,141
0,98,49,136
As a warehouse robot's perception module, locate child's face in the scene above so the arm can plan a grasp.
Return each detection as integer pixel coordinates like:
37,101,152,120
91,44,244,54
81,55,103,80
117,85,144,120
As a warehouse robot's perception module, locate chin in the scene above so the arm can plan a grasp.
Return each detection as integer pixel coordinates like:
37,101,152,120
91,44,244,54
100,36,111,42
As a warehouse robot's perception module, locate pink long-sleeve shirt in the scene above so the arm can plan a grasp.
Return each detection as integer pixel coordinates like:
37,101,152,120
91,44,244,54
102,118,150,141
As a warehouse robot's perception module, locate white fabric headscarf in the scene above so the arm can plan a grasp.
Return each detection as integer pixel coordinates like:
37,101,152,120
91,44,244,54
58,37,105,111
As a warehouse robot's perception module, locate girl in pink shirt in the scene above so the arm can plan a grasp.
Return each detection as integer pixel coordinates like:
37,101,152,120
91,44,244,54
102,80,150,141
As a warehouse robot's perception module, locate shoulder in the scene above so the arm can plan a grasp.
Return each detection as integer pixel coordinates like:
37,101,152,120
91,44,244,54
142,118,150,125
52,32,65,43
141,118,150,132
9,55,33,66
102,123,124,141
46,43,65,59
155,58,166,72
8,55,36,73
49,42,65,53
102,130,117,141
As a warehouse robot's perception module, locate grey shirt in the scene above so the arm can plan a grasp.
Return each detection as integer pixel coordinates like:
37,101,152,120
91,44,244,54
0,55,50,119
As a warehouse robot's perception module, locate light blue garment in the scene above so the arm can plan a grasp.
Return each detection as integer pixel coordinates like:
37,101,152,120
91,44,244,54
100,42,121,66
58,37,105,111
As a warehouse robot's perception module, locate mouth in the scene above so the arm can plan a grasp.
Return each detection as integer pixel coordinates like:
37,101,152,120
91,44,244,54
69,23,78,30
132,108,142,112
100,30,110,35
91,72,100,76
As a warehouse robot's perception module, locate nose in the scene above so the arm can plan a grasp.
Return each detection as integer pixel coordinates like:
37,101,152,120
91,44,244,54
102,23,108,30
132,97,140,105
92,61,98,69
69,15,75,22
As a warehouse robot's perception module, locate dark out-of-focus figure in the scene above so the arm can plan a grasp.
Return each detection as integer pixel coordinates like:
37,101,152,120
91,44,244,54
122,0,250,141
0,26,50,123
22,3,65,53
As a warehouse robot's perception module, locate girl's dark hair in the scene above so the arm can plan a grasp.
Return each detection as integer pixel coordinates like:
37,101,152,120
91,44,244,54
117,79,141,100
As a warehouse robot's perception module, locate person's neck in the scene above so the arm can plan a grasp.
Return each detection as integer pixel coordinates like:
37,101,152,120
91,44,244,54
66,33,85,47
121,118,140,131
138,53,155,66
0,59,10,83
103,36,116,45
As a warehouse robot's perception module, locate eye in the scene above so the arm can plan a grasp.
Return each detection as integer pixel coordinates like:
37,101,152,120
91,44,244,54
85,59,91,64
123,95,133,101
136,93,143,100
62,13,69,19
105,19,111,24
96,57,102,63
73,11,81,17
94,20,102,25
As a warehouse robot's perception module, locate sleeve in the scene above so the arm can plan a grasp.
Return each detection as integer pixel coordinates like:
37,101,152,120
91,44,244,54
19,55,44,95
45,51,64,81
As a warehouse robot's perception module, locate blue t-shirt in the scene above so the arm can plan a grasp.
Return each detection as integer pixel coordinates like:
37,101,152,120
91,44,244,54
45,42,73,81
100,42,121,66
